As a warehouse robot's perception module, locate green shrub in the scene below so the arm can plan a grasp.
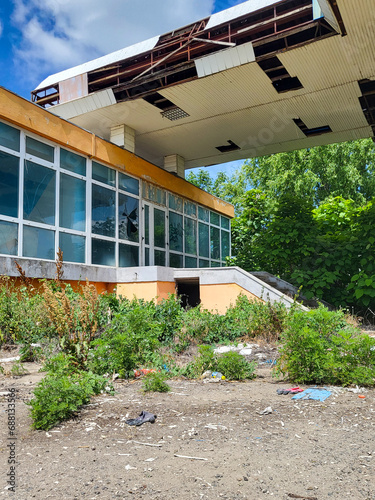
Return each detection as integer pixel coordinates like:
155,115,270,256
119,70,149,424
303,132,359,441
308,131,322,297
28,371,113,430
153,294,183,343
216,351,256,380
142,371,170,393
184,345,256,381
0,278,53,346
275,306,375,386
88,300,160,378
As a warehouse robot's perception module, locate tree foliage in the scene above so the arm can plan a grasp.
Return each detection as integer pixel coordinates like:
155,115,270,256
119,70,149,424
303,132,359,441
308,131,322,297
186,139,375,313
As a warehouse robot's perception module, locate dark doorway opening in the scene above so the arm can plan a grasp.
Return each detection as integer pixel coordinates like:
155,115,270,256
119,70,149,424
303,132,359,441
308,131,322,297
176,279,200,309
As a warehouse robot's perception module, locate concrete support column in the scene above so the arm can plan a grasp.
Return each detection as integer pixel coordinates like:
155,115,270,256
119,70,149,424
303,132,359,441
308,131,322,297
110,125,135,153
163,154,185,178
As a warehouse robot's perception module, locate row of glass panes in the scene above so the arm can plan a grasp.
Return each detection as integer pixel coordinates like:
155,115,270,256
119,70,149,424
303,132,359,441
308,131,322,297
0,120,230,267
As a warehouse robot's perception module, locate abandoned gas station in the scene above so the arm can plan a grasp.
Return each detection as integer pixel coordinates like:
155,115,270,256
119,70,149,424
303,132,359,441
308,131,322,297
0,0,374,311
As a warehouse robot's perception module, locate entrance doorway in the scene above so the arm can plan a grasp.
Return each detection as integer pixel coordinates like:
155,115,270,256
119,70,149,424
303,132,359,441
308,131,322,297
175,278,200,308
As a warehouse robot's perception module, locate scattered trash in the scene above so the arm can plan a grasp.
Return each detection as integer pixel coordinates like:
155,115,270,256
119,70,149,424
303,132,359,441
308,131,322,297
277,387,303,395
205,424,228,430
125,411,157,426
127,440,162,448
200,370,212,380
145,457,157,462
348,385,367,394
359,395,366,399
174,454,208,461
292,388,332,402
213,343,258,356
124,464,137,471
259,407,273,415
0,356,20,363
212,371,226,380
133,369,156,378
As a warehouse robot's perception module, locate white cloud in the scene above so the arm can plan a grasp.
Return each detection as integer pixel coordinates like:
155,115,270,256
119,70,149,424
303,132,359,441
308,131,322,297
11,0,215,88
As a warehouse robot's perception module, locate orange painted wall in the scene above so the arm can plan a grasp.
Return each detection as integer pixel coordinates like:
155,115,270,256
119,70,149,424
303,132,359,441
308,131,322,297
3,277,115,295
200,284,262,314
115,281,175,303
0,87,234,218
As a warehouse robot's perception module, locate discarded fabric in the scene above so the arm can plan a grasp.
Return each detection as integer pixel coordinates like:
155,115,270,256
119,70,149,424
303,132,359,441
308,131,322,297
125,411,157,426
292,388,331,402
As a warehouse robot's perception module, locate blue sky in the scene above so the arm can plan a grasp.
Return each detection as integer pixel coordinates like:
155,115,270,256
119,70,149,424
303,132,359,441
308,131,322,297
0,0,245,176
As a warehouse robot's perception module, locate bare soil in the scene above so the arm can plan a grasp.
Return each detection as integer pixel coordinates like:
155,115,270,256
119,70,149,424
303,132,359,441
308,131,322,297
1,346,375,500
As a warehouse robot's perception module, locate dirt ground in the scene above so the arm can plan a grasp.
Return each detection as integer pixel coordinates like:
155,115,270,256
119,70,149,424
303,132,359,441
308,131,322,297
0,345,375,500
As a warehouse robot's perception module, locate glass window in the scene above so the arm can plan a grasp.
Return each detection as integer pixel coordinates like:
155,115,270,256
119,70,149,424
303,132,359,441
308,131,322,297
170,253,183,268
92,161,115,186
23,226,55,260
60,149,86,176
184,217,196,255
60,174,86,231
169,194,183,212
210,226,220,260
0,122,20,151
92,239,115,266
0,221,18,255
211,260,221,267
145,247,150,266
198,206,209,222
210,211,220,226
92,184,115,237
184,200,196,217
155,249,165,266
156,188,166,206
144,205,150,245
119,172,139,195
26,137,54,163
59,233,85,263
185,256,197,268
221,216,230,230
221,231,230,259
199,259,209,268
154,208,165,248
0,152,19,217
24,161,55,225
119,243,139,267
169,211,183,252
198,222,209,258
119,194,138,242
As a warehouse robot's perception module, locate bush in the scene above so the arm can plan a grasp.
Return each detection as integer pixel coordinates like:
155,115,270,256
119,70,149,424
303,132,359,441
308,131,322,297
142,371,170,393
28,371,113,430
184,345,256,381
88,299,160,378
216,351,256,380
0,277,53,346
275,306,375,386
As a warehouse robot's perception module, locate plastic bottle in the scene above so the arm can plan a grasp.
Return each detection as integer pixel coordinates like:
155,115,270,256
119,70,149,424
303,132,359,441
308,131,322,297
211,371,226,380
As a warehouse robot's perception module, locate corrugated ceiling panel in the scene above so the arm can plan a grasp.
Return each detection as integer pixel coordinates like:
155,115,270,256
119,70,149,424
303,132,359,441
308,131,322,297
195,42,255,78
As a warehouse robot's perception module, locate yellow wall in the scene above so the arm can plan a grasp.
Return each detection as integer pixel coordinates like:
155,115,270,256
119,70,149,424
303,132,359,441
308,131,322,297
116,281,176,302
200,284,262,314
0,87,234,218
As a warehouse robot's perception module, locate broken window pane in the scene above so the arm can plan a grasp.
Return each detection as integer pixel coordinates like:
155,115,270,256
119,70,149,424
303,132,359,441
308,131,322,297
119,193,139,242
